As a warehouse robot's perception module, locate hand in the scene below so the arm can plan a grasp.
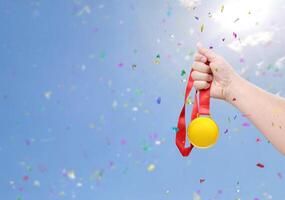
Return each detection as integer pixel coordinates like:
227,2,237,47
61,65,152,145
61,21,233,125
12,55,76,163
191,43,239,101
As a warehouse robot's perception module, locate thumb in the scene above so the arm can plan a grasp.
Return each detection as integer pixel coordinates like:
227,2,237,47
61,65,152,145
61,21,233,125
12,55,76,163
197,42,216,62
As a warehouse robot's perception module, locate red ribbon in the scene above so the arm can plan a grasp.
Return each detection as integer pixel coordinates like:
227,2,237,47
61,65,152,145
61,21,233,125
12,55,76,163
176,70,211,157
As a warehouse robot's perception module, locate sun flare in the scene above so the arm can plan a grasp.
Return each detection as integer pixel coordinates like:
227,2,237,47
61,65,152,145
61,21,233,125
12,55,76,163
213,0,272,32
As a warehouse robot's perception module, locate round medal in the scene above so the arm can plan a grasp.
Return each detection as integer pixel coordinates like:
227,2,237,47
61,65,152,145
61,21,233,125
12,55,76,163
187,116,219,148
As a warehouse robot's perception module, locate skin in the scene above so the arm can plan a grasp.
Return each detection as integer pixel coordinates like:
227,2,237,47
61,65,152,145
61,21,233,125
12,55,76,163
191,43,285,155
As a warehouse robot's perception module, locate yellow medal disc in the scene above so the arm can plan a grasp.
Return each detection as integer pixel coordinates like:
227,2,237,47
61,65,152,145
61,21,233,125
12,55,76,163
187,116,219,148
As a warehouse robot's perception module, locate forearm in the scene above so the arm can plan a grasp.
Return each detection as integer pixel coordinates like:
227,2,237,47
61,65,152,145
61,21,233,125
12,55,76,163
225,74,285,155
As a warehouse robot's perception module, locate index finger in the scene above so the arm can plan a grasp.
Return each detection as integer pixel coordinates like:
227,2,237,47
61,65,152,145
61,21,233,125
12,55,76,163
192,61,211,73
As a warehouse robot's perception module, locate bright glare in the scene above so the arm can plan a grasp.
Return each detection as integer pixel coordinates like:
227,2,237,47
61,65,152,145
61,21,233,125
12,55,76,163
213,0,272,32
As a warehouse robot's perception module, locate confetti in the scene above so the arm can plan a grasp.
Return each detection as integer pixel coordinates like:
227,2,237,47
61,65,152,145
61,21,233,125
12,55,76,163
67,170,76,180
193,192,201,200
44,91,52,99
156,97,161,104
220,5,224,12
33,180,40,187
256,163,265,168
200,24,204,32
22,175,29,181
154,54,161,64
208,12,212,18
2,1,284,198
147,163,156,172
99,51,106,59
117,62,124,68
234,18,240,23
172,127,179,132
120,138,127,145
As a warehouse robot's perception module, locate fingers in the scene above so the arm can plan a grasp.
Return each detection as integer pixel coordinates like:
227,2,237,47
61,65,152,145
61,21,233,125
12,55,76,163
193,80,210,90
197,42,216,62
194,53,207,63
192,61,211,73
191,71,213,82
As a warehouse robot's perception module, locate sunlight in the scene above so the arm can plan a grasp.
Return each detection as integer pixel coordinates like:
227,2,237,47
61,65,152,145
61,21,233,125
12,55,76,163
213,0,272,32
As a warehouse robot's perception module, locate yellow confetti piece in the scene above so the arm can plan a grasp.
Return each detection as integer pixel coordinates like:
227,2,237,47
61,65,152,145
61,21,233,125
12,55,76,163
147,163,155,172
221,5,224,13
67,170,76,180
154,58,160,64
200,24,204,32
193,192,202,200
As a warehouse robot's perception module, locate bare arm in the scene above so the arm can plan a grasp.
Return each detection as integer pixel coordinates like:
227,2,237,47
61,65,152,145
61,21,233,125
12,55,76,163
191,43,285,155
226,74,285,155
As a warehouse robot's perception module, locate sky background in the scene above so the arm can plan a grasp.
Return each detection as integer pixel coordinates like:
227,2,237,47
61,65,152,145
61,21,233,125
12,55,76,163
0,0,285,199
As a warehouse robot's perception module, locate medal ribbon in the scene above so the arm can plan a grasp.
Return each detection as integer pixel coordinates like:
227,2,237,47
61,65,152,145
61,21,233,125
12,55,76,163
176,70,211,157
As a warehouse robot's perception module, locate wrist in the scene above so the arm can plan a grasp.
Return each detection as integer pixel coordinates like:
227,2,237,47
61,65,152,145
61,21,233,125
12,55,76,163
223,72,243,103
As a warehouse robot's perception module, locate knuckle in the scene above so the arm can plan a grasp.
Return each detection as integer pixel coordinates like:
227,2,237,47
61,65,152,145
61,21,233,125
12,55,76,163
206,74,212,81
191,70,198,77
193,81,200,88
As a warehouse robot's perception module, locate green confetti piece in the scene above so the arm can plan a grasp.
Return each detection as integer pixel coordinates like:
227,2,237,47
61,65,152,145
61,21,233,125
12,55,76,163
200,24,204,32
221,5,224,12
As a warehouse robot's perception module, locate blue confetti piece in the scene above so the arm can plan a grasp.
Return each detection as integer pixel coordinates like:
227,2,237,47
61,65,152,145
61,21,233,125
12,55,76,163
156,97,161,104
172,127,179,133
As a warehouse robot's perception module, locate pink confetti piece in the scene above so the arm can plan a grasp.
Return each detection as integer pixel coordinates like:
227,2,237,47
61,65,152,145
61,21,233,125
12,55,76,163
120,138,127,145
22,175,29,181
256,138,261,142
117,63,124,68
256,163,265,168
242,114,251,118
242,122,250,127
199,178,205,183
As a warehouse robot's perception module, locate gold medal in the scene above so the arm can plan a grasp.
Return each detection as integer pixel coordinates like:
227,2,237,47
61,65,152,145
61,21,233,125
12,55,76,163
187,116,219,148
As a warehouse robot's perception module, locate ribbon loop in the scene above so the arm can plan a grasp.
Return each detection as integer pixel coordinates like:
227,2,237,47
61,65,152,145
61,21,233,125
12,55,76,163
175,70,211,157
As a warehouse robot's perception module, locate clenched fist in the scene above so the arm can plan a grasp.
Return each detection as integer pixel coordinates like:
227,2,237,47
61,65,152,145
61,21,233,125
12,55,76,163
191,43,238,101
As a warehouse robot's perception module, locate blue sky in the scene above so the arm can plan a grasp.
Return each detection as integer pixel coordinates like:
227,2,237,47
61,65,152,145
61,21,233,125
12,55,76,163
0,0,285,199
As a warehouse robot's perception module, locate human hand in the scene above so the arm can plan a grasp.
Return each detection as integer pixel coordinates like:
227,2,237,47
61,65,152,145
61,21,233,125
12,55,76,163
191,43,239,101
